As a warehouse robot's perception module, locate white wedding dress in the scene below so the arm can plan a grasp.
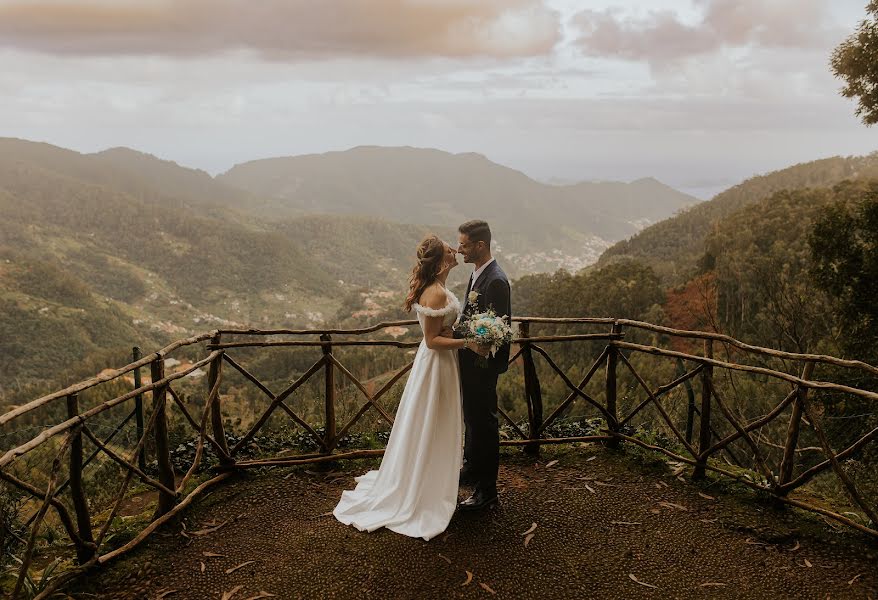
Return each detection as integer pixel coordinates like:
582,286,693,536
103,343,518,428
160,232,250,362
333,287,463,541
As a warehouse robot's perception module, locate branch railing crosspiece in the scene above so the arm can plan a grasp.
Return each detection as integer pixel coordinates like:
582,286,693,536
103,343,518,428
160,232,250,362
2,315,877,595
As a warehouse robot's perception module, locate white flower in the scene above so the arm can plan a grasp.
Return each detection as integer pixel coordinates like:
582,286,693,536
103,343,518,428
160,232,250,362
468,290,480,304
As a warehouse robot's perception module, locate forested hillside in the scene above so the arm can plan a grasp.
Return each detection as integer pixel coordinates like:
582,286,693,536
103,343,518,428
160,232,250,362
600,153,878,284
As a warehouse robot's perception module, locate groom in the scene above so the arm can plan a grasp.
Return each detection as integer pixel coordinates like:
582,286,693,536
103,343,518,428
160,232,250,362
455,220,511,511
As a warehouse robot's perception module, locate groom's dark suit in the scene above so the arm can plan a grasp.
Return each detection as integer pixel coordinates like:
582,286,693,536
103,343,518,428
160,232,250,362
456,260,511,495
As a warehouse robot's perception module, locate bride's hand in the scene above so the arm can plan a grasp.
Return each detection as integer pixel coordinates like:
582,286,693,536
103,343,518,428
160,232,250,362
440,326,454,337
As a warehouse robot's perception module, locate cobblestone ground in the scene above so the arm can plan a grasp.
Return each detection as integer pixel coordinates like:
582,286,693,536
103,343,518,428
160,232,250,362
71,447,878,599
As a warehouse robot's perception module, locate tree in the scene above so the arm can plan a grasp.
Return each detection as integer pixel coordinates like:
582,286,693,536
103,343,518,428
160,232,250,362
831,1,878,126
808,182,878,361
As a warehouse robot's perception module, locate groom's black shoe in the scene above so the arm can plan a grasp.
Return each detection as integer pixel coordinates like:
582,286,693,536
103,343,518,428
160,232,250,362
458,488,499,512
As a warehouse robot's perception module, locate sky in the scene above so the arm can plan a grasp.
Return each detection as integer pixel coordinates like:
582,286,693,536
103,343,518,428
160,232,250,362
0,0,875,199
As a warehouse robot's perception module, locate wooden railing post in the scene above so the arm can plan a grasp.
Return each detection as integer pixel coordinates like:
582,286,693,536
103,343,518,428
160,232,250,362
681,357,697,446
520,321,544,455
693,340,713,479
779,362,816,491
132,346,146,472
207,334,232,465
321,334,337,453
605,322,621,448
150,358,176,517
65,393,95,564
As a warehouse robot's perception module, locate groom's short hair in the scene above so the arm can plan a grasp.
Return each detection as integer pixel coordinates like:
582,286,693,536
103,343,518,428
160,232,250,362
458,220,491,245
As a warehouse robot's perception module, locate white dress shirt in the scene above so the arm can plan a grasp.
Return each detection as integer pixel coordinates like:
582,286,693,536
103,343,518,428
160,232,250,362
470,257,496,289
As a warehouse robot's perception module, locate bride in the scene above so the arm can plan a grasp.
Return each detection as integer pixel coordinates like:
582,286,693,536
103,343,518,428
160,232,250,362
333,235,489,541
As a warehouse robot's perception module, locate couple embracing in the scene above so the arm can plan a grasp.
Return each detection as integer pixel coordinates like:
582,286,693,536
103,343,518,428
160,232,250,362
333,220,512,541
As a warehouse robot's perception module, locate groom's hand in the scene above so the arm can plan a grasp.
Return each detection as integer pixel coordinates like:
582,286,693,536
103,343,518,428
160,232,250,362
473,343,491,357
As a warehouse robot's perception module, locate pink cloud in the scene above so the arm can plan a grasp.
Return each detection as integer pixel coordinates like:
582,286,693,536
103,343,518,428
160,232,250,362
0,0,561,60
574,0,840,64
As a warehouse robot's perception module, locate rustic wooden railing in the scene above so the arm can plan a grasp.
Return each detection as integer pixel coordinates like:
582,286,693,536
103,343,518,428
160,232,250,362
1,318,877,598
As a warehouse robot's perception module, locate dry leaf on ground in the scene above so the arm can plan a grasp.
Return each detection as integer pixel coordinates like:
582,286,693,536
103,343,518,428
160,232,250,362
225,560,257,575
545,460,559,468
461,571,473,586
521,522,538,536
221,586,243,600
191,520,229,536
629,574,658,589
480,583,497,595
524,533,535,547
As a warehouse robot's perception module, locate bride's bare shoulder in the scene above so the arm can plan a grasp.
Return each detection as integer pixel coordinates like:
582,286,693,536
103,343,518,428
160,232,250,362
418,283,448,310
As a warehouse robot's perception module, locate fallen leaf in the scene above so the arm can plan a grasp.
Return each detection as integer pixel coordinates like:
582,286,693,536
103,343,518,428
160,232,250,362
586,456,597,462
804,559,813,568
438,554,452,565
521,522,538,536
203,552,225,558
191,520,229,536
221,586,243,600
461,571,473,587
745,538,769,546
545,460,559,468
659,501,688,511
787,541,800,552
672,465,686,476
610,521,642,526
199,561,205,574
524,533,535,547
699,582,726,588
156,591,177,599
480,583,497,595
225,560,257,575
243,593,277,600
698,492,715,501
584,484,596,494
629,574,658,589
848,574,863,585
700,518,719,524
654,483,662,490
544,500,556,504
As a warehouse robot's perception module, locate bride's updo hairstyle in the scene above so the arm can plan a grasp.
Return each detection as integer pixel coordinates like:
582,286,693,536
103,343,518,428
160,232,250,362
404,235,446,312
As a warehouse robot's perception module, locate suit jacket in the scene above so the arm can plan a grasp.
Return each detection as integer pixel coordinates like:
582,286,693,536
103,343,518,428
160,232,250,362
456,260,512,375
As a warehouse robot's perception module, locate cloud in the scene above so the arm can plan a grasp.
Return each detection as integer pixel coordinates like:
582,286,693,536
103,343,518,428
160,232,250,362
572,0,841,65
0,0,561,60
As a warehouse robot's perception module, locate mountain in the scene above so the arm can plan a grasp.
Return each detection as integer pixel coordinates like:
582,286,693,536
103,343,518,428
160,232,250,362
0,139,422,389
598,153,878,283
0,137,696,395
217,146,699,268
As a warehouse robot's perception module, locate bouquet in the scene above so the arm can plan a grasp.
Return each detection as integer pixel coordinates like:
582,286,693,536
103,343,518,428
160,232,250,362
456,308,513,365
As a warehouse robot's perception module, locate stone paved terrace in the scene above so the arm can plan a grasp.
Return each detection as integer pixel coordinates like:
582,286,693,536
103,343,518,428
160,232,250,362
69,446,878,600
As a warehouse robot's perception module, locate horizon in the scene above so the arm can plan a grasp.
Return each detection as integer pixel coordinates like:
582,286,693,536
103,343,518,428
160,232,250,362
1,1,876,200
